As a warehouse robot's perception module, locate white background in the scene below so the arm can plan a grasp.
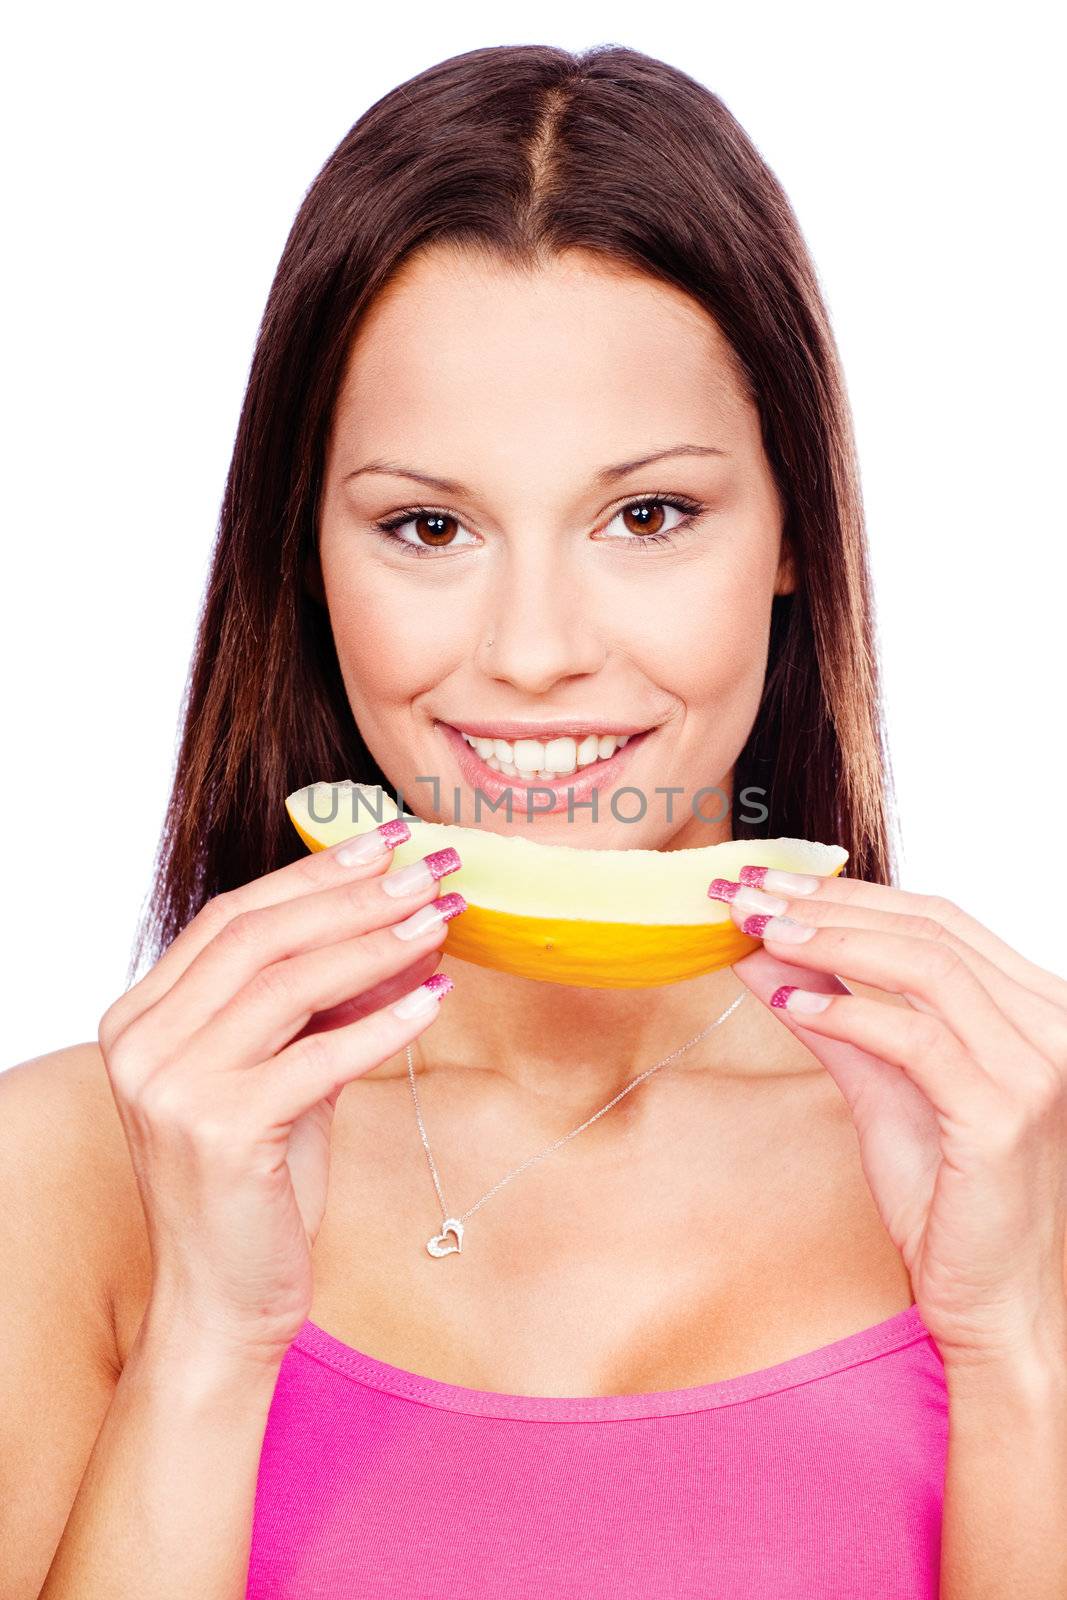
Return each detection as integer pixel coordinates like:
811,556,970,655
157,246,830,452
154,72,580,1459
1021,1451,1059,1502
2,2,1063,1069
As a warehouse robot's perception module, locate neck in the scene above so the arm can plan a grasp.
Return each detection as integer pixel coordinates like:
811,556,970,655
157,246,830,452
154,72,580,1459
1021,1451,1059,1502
412,954,757,1114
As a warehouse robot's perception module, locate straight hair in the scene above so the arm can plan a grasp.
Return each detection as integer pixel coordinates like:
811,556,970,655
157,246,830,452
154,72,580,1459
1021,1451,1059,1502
130,42,900,981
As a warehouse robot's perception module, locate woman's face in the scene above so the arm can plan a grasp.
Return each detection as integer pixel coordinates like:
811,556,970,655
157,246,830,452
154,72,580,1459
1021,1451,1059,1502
314,246,793,850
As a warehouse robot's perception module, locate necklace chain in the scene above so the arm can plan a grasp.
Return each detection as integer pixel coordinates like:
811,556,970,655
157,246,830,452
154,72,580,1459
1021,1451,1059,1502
406,988,747,1253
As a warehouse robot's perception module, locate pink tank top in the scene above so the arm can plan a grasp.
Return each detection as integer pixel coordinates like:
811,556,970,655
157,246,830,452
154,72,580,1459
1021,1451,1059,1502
246,1302,947,1598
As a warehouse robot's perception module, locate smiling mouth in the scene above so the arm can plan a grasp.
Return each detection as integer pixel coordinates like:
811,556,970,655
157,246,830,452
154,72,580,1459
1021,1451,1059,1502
439,721,652,783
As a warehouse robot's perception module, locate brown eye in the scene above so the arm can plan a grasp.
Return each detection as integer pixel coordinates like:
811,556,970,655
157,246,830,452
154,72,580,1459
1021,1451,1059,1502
411,513,458,547
620,501,669,537
595,496,701,545
373,508,479,555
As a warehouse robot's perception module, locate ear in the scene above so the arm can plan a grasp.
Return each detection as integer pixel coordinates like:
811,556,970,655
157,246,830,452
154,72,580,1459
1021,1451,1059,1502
303,541,327,607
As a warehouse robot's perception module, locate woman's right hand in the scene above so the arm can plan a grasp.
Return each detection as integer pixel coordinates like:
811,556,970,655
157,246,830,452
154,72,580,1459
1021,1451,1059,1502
96,818,465,1369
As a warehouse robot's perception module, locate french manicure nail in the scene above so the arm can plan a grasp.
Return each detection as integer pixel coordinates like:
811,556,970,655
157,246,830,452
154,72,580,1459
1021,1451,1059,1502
392,892,468,940
382,847,462,897
739,866,822,895
742,913,816,942
707,880,789,916
334,817,411,866
392,972,455,1017
770,985,832,1012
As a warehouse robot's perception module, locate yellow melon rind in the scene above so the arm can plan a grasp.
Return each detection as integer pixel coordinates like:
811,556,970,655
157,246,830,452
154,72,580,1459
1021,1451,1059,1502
284,780,848,988
445,904,764,987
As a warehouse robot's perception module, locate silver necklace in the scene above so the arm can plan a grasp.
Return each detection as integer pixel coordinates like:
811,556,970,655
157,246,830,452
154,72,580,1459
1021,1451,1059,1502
406,988,748,1258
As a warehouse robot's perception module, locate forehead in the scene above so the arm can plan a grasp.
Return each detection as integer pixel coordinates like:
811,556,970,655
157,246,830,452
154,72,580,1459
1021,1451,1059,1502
328,246,757,466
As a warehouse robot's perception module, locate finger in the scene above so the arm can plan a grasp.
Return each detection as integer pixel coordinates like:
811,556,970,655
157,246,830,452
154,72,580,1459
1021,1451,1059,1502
732,946,941,1142
252,971,456,1128
293,947,446,1037
759,984,997,1126
737,867,1067,1010
181,894,466,1073
725,889,1067,1067
128,846,462,1059
740,918,1037,1087
103,814,415,1038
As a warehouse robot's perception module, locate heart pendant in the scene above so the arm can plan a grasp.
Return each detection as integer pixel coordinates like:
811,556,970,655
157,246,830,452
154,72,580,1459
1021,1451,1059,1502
426,1217,464,1257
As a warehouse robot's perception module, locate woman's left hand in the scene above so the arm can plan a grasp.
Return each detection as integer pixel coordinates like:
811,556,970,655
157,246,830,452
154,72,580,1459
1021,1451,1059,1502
720,869,1067,1371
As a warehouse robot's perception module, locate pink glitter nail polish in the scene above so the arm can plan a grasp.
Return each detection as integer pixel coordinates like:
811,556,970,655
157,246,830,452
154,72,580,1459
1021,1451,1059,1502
426,846,462,880
740,864,822,895
707,878,740,902
770,985,832,1013
742,913,772,937
334,816,411,865
383,847,463,898
391,971,455,1018
379,817,412,848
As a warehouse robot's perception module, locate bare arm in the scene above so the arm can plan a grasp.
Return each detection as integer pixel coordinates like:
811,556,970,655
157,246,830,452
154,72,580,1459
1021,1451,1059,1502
5,823,460,1597
0,1046,126,1600
0,1046,279,1600
38,1303,283,1600
940,1343,1067,1600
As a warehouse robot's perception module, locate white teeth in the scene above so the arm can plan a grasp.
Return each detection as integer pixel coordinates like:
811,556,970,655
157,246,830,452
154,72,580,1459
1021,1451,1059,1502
460,727,642,776
544,737,577,775
512,737,548,774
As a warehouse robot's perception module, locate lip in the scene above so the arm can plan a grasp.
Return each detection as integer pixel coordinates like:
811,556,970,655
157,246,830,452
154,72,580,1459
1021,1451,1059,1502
440,716,653,740
436,720,653,817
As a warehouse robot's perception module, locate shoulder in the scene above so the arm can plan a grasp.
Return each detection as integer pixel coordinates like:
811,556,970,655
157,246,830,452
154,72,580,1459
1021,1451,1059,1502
0,1045,152,1595
1,1038,132,1185
0,1041,148,1374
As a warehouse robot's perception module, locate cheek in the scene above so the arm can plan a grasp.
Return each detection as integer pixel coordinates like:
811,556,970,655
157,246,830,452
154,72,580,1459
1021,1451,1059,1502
624,553,773,708
321,557,461,716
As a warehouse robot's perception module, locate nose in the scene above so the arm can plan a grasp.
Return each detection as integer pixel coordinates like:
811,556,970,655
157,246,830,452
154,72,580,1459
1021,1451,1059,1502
476,546,606,693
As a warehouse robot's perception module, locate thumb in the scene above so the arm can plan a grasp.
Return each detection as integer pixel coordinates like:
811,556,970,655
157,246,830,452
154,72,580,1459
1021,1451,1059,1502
730,948,941,1262
731,946,887,1104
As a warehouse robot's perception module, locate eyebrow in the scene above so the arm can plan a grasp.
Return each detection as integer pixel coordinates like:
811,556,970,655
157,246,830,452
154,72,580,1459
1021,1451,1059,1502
344,443,729,495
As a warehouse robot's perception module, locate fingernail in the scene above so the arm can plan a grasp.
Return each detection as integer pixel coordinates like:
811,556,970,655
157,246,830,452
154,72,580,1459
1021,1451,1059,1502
392,892,468,940
707,880,789,916
334,817,411,866
392,972,455,1017
382,847,462,897
739,866,821,895
742,913,816,942
770,985,832,1012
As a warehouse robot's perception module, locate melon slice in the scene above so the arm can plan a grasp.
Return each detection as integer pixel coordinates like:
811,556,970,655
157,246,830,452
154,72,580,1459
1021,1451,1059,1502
285,781,848,989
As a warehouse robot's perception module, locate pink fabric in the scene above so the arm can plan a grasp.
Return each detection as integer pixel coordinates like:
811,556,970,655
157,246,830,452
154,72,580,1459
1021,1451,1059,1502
247,1302,947,1598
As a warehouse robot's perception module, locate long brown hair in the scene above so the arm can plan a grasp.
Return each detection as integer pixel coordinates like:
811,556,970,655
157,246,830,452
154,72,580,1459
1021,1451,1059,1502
129,42,900,983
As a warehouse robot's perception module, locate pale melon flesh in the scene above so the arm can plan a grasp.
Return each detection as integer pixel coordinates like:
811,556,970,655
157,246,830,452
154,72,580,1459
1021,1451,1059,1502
285,781,848,989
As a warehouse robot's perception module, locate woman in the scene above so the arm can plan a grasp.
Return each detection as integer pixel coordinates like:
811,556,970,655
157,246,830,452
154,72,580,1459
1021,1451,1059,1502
5,41,1065,1600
